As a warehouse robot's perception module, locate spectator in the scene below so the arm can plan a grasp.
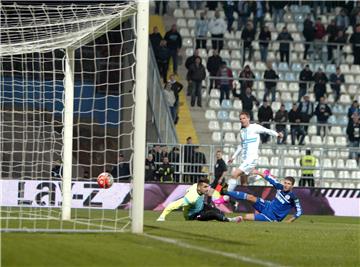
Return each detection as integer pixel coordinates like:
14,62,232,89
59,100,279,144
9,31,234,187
163,83,176,121
239,87,259,120
330,67,345,102
263,61,279,102
274,104,288,144
303,16,315,60
289,102,306,145
51,160,62,178
270,1,288,26
111,154,130,180
188,56,206,107
297,95,314,136
168,147,180,182
334,30,347,62
241,21,256,62
160,145,168,160
207,49,223,93
299,149,316,187
195,12,208,49
258,25,271,62
206,1,218,11
326,19,338,62
208,10,227,51
157,39,169,83
336,8,350,31
276,26,293,63
346,114,360,160
145,153,156,181
150,144,162,163
192,146,207,182
156,156,175,182
348,100,360,119
350,24,360,65
185,49,199,96
164,24,182,74
216,61,233,104
314,18,326,60
258,100,274,143
314,97,332,136
313,68,328,102
149,26,162,54
253,0,265,30
298,65,313,101
168,74,183,124
237,0,251,30
155,0,168,15
223,1,235,32
211,150,227,188
183,137,194,177
83,170,89,179
238,64,255,95
188,0,203,10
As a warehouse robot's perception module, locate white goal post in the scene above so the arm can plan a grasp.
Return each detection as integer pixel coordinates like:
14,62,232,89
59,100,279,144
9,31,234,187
0,1,148,233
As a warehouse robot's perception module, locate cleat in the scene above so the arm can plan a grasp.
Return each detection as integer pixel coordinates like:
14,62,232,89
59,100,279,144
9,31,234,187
156,216,165,222
213,196,228,205
235,215,243,223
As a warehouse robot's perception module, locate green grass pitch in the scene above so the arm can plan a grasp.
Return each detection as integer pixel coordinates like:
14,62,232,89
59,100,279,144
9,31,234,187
2,211,360,267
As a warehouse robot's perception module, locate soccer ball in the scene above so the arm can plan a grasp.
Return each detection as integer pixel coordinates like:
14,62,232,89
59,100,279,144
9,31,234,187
97,172,114,189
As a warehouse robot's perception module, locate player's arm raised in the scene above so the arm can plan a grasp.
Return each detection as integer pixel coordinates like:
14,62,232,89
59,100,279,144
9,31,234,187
255,124,283,139
228,145,241,164
257,169,284,190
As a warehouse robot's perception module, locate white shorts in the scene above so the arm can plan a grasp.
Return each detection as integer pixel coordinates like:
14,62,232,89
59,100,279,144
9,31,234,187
238,159,257,175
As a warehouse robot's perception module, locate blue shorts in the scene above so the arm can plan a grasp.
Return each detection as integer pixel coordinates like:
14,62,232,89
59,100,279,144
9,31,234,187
253,198,277,222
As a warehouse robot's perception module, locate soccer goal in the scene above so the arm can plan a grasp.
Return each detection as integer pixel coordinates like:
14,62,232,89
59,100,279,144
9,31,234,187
0,1,148,233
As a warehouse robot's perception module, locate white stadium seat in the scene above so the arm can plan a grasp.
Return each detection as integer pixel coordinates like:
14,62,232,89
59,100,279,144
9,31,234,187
205,109,216,120
346,159,358,169
224,132,236,143
212,132,222,143
208,99,221,109
208,120,220,131
222,122,233,131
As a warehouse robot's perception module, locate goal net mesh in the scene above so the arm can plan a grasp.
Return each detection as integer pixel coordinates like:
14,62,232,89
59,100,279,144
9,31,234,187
0,2,137,232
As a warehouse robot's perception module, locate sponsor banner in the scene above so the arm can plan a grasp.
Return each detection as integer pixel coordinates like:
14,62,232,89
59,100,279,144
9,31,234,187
1,180,359,216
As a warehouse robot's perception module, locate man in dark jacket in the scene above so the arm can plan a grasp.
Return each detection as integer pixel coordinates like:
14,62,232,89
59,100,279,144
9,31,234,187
303,16,315,60
297,95,314,135
111,154,130,181
145,153,156,181
326,19,338,62
157,39,170,83
238,65,255,95
191,146,207,182
346,114,360,160
185,49,199,96
330,67,345,102
216,61,233,104
212,150,227,188
289,103,306,145
274,104,288,144
207,49,223,93
168,146,180,182
259,25,271,62
313,68,328,102
164,24,182,74
258,100,274,143
276,26,293,63
239,87,259,121
241,21,256,62
157,156,175,182
263,62,279,102
298,65,313,101
314,97,332,136
350,24,360,65
188,56,206,107
149,26,163,55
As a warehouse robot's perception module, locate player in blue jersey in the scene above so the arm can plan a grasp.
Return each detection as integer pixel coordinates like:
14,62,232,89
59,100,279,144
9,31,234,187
221,170,302,222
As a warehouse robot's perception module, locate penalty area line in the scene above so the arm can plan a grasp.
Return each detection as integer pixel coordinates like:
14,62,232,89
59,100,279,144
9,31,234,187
143,233,288,267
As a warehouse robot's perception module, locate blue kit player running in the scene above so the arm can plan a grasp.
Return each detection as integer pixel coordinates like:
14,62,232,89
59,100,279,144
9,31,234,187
222,170,303,222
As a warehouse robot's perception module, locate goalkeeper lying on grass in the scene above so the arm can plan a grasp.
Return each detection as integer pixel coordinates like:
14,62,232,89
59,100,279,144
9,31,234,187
156,177,241,222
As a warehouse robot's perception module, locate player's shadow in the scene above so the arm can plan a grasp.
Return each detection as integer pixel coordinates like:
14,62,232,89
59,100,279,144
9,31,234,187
144,224,252,246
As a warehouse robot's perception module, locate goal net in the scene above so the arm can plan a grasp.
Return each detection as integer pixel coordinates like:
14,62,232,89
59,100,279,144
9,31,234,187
0,2,144,232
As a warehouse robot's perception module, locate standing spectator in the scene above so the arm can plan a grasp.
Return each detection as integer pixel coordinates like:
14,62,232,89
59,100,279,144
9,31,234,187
253,0,265,30
303,16,315,60
185,49,199,96
192,146,207,182
164,24,182,74
276,26,293,63
270,1,288,26
155,0,168,15
258,100,274,143
299,149,316,187
208,10,227,51
289,103,306,145
149,26,162,53
298,65,313,101
163,82,176,121
298,95,314,136
346,114,360,160
224,1,235,32
157,39,169,83
334,30,347,62
274,104,288,144
348,100,360,119
145,153,156,181
216,61,233,104
239,87,259,120
330,67,345,102
195,12,208,49
183,137,194,182
336,8,350,31
157,157,175,182
168,147,180,182
263,62,279,102
238,64,255,95
241,21,256,62
111,154,130,180
211,150,227,188
168,74,183,124
314,18,326,60
350,24,360,65
188,56,206,107
313,68,328,102
314,97,332,136
237,0,251,31
188,0,203,10
258,25,271,62
207,49,223,93
326,19,338,62
160,145,169,160
150,144,162,164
